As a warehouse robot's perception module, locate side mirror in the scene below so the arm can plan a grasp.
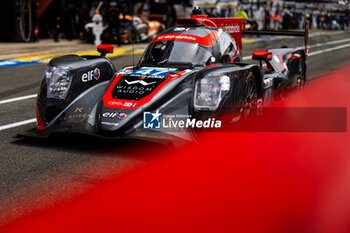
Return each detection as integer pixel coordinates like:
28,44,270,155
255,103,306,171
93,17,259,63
97,44,114,57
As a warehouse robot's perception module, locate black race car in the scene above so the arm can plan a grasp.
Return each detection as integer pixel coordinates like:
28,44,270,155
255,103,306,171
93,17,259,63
25,11,308,140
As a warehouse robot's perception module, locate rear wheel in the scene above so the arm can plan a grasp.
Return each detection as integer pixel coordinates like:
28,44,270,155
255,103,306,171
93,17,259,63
296,57,306,90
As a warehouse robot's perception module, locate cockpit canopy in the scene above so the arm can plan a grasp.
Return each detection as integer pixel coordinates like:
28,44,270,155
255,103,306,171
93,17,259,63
138,27,241,67
139,40,214,67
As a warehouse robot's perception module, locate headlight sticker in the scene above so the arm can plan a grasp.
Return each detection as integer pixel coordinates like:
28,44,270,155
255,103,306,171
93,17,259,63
194,74,231,111
47,66,72,100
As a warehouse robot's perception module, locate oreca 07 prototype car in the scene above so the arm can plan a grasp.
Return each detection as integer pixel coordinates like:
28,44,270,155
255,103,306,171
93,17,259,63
27,11,308,139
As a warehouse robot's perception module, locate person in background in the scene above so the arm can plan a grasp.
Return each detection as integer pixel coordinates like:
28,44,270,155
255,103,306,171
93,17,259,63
319,14,325,29
264,3,271,30
282,6,292,29
219,8,226,18
312,13,317,29
273,10,280,30
345,14,350,28
304,13,310,30
235,8,248,21
227,7,234,17
211,7,219,17
256,3,264,30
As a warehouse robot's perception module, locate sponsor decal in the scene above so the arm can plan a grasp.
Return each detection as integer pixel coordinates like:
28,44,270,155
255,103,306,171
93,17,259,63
174,27,190,31
94,68,100,80
111,69,192,101
102,112,128,119
108,101,123,106
168,74,179,78
103,73,176,110
123,102,136,107
125,80,156,86
101,121,119,127
117,113,128,119
59,107,93,121
82,68,100,82
220,23,241,33
102,112,119,118
118,67,177,79
156,34,196,42
167,69,193,78
152,30,220,47
114,85,153,96
75,107,83,113
143,110,222,129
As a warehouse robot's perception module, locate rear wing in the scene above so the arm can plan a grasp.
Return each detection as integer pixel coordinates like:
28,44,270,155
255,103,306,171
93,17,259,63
243,20,309,53
177,14,309,54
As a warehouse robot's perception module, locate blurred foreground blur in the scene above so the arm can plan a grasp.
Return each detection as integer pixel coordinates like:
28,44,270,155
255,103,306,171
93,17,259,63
1,60,350,233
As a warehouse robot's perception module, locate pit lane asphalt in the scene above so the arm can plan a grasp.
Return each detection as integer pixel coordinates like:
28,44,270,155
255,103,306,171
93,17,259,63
1,31,350,225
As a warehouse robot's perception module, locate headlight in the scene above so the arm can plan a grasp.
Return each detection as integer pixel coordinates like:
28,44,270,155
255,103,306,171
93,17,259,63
194,74,231,111
44,66,72,100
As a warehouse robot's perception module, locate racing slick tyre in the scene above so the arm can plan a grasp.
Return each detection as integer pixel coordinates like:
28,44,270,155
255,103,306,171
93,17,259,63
16,0,32,42
0,0,33,42
296,57,307,90
242,73,258,121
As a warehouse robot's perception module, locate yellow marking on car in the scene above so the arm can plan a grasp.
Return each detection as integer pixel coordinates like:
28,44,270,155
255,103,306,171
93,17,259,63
246,72,253,83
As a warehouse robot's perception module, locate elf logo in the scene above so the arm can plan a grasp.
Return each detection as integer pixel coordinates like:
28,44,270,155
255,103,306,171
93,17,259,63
102,112,118,118
82,68,100,82
102,112,128,119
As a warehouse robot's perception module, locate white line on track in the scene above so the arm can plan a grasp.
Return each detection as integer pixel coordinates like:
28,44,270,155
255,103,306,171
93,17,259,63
308,37,350,49
1,38,350,132
308,43,350,56
0,94,37,105
0,118,36,131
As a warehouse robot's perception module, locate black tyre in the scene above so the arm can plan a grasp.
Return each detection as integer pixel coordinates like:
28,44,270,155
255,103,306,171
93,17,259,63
16,0,32,42
296,57,307,90
242,73,258,120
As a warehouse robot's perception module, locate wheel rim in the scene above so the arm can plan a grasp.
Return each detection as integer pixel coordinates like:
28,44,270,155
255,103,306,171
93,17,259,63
243,78,258,119
296,58,305,89
18,0,32,42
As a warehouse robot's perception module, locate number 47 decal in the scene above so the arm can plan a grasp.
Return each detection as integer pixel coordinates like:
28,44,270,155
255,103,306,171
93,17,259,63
135,67,177,76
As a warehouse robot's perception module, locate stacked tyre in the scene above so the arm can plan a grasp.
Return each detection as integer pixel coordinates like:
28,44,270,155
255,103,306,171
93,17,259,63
0,0,34,42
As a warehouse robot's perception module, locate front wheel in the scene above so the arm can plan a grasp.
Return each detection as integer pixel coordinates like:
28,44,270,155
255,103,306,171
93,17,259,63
242,73,258,121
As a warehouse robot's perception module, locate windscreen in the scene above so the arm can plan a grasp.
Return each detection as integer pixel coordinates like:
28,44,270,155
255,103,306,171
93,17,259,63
139,40,214,67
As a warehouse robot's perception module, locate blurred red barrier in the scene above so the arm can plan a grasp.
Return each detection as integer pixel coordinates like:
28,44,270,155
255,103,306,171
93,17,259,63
1,64,350,233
